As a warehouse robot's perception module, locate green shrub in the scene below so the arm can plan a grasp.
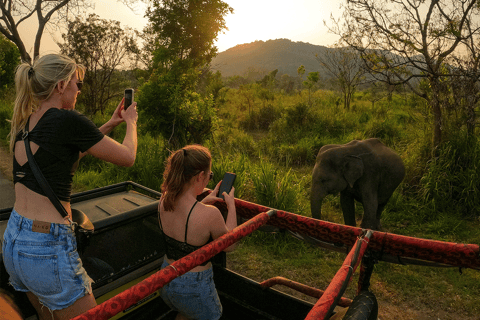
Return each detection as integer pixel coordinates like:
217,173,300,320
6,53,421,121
359,112,370,124
213,127,258,157
273,137,319,167
363,118,402,146
239,104,280,131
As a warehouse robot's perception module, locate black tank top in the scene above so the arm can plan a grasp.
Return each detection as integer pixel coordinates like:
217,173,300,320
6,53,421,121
159,201,213,266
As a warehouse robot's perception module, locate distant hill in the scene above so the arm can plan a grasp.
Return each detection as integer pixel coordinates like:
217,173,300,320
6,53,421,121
211,39,330,78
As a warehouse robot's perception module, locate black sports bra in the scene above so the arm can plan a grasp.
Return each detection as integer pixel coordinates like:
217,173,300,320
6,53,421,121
159,201,213,266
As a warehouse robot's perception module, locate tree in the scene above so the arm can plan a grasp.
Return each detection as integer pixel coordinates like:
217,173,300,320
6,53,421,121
0,34,20,90
297,65,305,92
139,0,233,147
0,1,138,63
316,45,367,111
59,14,139,115
303,71,320,106
444,18,480,138
328,0,480,148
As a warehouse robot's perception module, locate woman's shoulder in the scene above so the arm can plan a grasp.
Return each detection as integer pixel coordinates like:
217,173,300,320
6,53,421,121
40,108,86,127
197,202,224,221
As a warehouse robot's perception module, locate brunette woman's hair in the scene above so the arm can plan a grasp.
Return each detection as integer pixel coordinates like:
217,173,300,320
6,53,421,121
161,145,211,211
8,53,85,152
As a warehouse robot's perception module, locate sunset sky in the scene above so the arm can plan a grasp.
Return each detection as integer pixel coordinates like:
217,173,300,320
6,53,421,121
19,0,342,55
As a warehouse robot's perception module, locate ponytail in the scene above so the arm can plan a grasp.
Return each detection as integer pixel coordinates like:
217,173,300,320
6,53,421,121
161,145,211,211
8,54,85,152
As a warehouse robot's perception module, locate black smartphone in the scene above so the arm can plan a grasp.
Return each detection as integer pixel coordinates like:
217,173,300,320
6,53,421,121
124,88,134,110
217,172,236,200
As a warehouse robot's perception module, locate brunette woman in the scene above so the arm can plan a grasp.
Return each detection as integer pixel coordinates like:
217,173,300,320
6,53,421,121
158,145,237,320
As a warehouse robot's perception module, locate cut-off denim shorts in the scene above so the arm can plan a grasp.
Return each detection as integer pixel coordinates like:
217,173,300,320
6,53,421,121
160,259,222,320
1,208,93,311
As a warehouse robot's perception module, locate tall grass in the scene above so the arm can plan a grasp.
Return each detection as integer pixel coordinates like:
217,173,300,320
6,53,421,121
419,134,480,219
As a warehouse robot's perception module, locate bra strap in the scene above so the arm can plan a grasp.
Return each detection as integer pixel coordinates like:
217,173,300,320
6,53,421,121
184,201,198,242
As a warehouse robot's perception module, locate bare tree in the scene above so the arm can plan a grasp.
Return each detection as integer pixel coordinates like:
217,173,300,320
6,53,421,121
444,18,480,137
0,0,137,63
316,45,367,110
328,0,480,148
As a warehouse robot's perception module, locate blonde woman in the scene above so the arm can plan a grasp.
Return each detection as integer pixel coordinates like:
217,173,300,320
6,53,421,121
2,53,138,320
159,145,237,320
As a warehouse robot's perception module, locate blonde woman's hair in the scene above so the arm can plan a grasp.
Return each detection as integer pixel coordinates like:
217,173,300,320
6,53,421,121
161,145,211,212
8,54,85,152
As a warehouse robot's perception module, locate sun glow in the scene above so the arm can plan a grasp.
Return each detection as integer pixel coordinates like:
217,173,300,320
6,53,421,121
215,0,342,52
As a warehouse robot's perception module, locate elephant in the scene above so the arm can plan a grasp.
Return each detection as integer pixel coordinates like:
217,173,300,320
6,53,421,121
310,138,405,230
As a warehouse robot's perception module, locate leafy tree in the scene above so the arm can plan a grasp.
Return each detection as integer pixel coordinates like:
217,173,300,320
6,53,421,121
328,0,480,148
0,0,136,63
297,65,306,92
0,34,20,91
303,71,319,105
279,74,296,94
258,69,279,90
316,46,367,111
225,75,249,89
139,0,233,147
239,83,259,116
59,14,139,115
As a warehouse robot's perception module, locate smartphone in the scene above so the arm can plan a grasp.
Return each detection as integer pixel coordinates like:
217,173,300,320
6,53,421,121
217,172,236,200
124,88,134,110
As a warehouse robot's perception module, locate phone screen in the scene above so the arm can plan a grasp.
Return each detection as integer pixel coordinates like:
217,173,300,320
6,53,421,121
124,89,134,110
218,172,236,200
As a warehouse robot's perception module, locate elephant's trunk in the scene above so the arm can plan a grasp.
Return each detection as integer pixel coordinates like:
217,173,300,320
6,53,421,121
310,185,323,220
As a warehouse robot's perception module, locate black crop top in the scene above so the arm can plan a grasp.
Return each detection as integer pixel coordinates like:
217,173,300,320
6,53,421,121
159,201,213,266
13,108,104,202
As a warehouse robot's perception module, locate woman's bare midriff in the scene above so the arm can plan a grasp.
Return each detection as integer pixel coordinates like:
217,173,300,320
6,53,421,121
14,183,72,224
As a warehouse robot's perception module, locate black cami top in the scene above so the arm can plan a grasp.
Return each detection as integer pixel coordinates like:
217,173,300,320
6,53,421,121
159,201,213,266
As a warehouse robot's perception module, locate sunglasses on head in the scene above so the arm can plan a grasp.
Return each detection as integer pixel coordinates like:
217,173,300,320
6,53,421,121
76,82,83,91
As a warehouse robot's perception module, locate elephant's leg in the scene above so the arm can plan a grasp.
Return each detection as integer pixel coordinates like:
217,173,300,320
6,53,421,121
360,193,379,230
374,203,385,230
340,192,356,226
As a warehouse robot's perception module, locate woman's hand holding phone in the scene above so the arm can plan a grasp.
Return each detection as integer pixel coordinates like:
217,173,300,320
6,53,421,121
201,181,222,204
223,186,235,208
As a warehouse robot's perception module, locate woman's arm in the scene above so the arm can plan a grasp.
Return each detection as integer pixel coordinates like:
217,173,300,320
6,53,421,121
85,101,138,166
209,187,237,252
98,98,127,135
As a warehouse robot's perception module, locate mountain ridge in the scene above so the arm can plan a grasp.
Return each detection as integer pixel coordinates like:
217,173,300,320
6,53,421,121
211,38,330,78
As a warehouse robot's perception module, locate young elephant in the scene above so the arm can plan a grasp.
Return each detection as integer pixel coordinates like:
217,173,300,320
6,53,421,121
310,138,405,230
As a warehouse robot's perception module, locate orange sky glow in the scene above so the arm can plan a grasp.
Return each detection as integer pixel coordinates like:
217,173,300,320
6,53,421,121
18,0,342,56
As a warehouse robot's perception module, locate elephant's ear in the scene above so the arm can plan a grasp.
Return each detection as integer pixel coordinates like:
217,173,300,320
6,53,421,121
343,156,364,188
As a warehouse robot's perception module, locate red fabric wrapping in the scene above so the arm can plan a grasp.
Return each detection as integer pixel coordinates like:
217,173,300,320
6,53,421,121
305,233,372,320
72,211,273,320
214,197,480,269
260,276,352,308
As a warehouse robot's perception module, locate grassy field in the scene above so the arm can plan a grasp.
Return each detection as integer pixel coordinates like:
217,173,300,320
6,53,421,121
1,87,479,319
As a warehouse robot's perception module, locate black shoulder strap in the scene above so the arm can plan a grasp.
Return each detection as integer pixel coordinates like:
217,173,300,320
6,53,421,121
184,200,198,242
23,117,69,219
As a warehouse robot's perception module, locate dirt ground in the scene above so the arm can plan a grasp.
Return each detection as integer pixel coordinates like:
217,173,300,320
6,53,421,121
0,144,475,320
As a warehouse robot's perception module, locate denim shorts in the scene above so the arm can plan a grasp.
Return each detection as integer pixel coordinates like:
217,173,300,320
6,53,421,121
1,209,93,311
160,260,222,320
